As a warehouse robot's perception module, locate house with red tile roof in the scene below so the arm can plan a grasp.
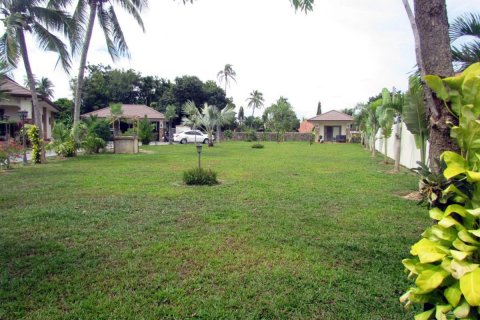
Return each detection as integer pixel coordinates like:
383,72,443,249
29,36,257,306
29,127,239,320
0,77,58,141
307,110,354,142
81,104,166,141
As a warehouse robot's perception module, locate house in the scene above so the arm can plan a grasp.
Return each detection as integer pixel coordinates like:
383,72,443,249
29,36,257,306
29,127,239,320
307,110,354,142
81,104,166,142
298,120,314,133
0,77,58,141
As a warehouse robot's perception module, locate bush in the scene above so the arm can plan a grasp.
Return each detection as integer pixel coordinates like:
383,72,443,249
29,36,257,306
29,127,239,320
183,168,218,186
82,133,106,154
27,125,42,163
245,129,257,142
251,143,264,149
0,140,22,169
401,63,480,319
47,122,76,157
223,129,233,140
138,116,155,145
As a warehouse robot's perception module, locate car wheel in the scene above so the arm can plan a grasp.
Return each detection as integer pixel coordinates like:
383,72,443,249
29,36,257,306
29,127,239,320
181,138,187,144
203,139,209,144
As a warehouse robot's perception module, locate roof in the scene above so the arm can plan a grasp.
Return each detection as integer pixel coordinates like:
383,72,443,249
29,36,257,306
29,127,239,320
308,110,354,122
0,76,59,111
81,104,165,120
298,120,314,133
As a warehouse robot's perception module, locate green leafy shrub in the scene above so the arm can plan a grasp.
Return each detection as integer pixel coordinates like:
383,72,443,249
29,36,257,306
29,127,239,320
27,125,42,163
47,122,76,157
245,129,257,142
401,63,480,319
183,168,218,186
138,116,155,145
251,143,264,149
0,140,22,169
83,116,111,142
82,133,106,154
223,129,233,140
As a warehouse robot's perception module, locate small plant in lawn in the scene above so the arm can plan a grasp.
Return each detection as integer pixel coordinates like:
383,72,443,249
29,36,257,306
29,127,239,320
401,63,480,319
223,129,233,140
183,168,218,186
251,143,264,149
245,129,257,142
138,115,155,145
82,133,106,154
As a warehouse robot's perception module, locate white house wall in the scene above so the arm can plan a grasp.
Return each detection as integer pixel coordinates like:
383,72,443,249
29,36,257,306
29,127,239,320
375,122,430,169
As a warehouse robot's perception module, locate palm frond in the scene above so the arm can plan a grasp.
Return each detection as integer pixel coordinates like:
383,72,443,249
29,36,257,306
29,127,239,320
31,22,71,72
450,12,480,42
108,6,130,59
290,0,314,13
112,0,145,31
452,40,480,71
0,27,20,67
97,5,118,60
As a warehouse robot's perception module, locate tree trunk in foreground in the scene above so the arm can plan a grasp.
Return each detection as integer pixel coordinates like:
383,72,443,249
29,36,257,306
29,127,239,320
18,29,46,163
414,0,458,172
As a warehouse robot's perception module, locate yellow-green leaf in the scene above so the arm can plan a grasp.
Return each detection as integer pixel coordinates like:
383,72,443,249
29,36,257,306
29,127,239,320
444,204,468,217
444,166,467,179
429,207,444,220
469,229,480,237
453,299,471,318
411,239,448,263
466,208,480,217
458,230,480,244
453,239,478,252
425,75,449,101
451,250,471,261
466,171,480,182
451,260,479,279
444,282,462,307
416,267,449,293
414,308,434,320
460,269,480,306
439,216,459,228
435,304,452,320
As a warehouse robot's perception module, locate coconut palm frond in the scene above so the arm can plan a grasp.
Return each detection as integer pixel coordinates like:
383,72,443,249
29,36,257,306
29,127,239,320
31,22,71,72
450,12,480,42
108,6,130,59
114,0,145,32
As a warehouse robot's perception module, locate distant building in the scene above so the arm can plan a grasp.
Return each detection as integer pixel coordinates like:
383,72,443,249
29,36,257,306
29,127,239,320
298,120,314,133
307,110,354,142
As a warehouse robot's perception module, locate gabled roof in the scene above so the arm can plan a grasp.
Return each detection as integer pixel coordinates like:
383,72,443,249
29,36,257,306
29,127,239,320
308,110,354,122
81,104,165,120
0,76,59,111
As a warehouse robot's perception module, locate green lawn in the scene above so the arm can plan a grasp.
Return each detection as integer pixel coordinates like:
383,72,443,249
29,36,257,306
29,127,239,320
0,142,427,319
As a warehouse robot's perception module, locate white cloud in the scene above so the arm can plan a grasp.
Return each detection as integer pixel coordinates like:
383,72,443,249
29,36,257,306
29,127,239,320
7,0,479,119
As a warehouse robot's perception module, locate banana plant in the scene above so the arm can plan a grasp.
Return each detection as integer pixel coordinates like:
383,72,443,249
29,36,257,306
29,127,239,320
403,76,428,166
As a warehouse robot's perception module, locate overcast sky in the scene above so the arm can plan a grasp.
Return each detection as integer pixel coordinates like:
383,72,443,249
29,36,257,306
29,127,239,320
8,0,479,119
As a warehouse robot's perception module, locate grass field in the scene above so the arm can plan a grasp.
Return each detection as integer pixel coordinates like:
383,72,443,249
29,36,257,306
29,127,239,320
0,142,428,319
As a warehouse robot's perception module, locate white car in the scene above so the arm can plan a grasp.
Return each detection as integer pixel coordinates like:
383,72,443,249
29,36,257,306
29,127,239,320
173,130,212,144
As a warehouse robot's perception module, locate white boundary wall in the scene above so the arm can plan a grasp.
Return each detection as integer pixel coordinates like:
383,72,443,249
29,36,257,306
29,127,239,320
375,122,429,169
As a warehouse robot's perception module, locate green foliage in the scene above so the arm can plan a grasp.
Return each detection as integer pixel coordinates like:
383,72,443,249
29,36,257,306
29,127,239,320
137,116,155,145
182,167,218,186
82,133,106,154
82,115,111,142
26,125,42,163
0,140,22,169
53,98,74,126
450,12,480,72
251,143,264,149
402,63,480,319
244,129,257,142
263,97,299,141
47,123,76,157
223,129,233,139
403,76,428,165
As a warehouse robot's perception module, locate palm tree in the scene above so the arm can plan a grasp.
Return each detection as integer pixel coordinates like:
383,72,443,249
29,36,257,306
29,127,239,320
376,89,400,165
238,106,245,126
109,103,123,136
37,77,54,99
0,0,76,163
217,64,236,95
215,103,235,142
367,99,381,157
165,104,177,145
450,12,480,71
246,90,264,118
70,0,148,130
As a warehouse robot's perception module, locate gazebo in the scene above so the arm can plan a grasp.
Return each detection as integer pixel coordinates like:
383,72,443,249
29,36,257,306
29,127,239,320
81,104,166,142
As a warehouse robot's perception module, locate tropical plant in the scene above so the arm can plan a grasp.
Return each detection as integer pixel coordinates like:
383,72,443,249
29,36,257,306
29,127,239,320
367,99,381,157
165,104,177,145
108,103,123,136
82,115,111,142
0,139,21,169
217,64,236,94
450,12,480,72
401,63,480,320
47,122,76,157
0,0,77,163
251,143,264,149
263,97,298,142
26,124,42,163
376,88,404,166
69,0,149,130
238,106,245,125
214,103,235,143
403,76,428,165
181,100,202,143
246,90,264,118
36,77,54,99
223,129,233,140
82,132,105,154
137,115,154,145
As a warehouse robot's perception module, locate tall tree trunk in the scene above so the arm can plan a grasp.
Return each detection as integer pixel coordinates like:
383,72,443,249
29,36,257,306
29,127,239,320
384,135,388,164
216,123,221,143
394,120,401,172
73,3,97,130
18,29,46,163
414,0,458,172
168,121,173,145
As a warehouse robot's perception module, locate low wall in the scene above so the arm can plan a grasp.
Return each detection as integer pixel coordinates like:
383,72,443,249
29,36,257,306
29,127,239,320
225,132,312,142
114,136,139,154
